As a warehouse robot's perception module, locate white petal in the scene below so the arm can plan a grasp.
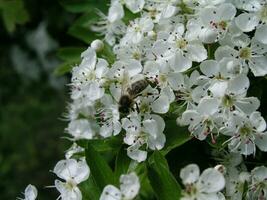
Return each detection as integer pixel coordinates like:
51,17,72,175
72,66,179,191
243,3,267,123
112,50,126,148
86,82,105,101
25,185,38,200
127,144,147,162
181,110,202,126
250,56,267,77
180,164,200,184
125,0,144,13
255,25,267,44
197,98,219,116
95,58,109,79
161,4,177,18
81,47,97,70
198,168,225,193
187,43,207,62
126,59,143,77
217,3,236,21
170,51,192,72
249,112,266,132
235,13,259,32
100,185,122,200
167,72,184,90
235,97,260,114
227,75,249,95
200,60,219,77
215,46,237,61
255,133,267,152
209,81,228,97
108,2,124,23
251,166,267,183
151,95,170,113
120,172,140,199
55,180,82,200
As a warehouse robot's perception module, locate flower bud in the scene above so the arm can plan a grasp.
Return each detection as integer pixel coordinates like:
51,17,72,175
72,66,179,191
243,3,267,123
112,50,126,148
214,164,226,175
91,39,104,52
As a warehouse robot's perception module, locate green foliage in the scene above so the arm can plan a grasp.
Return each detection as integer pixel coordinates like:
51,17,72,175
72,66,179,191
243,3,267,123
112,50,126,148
54,47,85,75
161,120,191,155
0,0,29,32
148,151,182,200
59,0,109,13
85,142,116,190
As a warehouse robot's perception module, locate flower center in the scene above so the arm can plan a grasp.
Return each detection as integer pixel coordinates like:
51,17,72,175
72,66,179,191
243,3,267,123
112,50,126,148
66,179,77,190
239,124,252,138
159,74,167,83
185,183,198,196
218,21,227,30
132,51,141,60
222,95,234,108
176,39,188,49
239,47,252,60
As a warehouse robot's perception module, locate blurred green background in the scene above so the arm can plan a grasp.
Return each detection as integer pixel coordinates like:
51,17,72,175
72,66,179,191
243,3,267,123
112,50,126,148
0,0,84,199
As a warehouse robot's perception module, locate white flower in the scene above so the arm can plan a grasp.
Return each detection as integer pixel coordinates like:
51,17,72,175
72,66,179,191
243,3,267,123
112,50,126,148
53,159,90,200
180,164,225,200
66,119,96,140
249,166,267,199
222,111,267,155
215,36,267,76
18,184,38,200
224,167,250,200
122,113,166,162
235,1,267,34
65,143,84,159
100,172,140,200
123,17,154,44
199,3,237,42
181,97,220,141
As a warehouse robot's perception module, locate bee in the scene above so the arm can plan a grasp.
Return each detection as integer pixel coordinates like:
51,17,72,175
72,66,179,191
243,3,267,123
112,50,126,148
118,79,149,115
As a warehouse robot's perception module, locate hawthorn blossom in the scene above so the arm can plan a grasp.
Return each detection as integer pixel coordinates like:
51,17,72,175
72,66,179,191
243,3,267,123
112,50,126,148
180,164,225,200
100,172,140,200
53,159,90,200
18,185,38,200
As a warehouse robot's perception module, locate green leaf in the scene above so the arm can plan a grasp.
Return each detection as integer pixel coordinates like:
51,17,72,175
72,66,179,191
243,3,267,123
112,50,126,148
68,25,95,44
0,0,29,32
57,47,85,62
53,61,77,76
79,176,101,200
114,146,131,179
148,151,182,200
85,142,115,189
161,120,191,155
59,0,108,13
99,42,116,64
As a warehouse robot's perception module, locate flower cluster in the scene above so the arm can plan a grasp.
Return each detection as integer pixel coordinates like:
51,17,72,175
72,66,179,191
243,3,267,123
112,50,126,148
20,0,267,199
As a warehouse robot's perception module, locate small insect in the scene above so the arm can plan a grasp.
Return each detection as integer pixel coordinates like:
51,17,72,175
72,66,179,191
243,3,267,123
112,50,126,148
118,79,149,115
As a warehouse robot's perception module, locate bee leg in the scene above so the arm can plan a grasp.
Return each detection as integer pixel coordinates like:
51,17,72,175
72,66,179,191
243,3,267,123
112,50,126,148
135,102,140,113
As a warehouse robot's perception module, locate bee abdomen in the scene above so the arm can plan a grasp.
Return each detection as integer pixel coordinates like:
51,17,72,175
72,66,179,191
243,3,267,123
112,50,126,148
128,80,148,96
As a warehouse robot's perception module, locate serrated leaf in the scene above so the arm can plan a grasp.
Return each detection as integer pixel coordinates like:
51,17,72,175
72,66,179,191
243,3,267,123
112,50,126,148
68,25,95,44
79,176,101,200
57,47,85,62
0,0,29,32
59,0,109,13
161,120,191,155
53,61,77,76
148,151,182,200
114,146,131,179
85,143,115,190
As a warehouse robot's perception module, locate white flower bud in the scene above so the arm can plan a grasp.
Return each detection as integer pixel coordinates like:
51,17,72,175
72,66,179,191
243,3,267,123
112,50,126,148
214,164,226,175
91,39,104,52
